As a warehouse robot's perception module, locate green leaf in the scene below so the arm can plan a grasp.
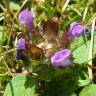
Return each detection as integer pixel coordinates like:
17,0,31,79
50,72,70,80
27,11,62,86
71,93,77,96
44,0,55,18
3,75,37,96
79,84,96,96
73,40,89,64
68,5,82,17
73,35,96,64
42,74,77,96
27,59,43,72
78,78,91,87
10,2,20,10
71,36,86,51
35,65,54,80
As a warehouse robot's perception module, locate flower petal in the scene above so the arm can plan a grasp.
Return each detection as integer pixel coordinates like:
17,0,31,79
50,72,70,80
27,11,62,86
51,49,72,67
17,38,26,50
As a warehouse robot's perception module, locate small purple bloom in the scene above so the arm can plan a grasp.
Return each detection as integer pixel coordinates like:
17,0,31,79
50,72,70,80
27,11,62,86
19,9,35,30
15,39,26,59
68,22,84,40
17,38,26,50
51,49,72,67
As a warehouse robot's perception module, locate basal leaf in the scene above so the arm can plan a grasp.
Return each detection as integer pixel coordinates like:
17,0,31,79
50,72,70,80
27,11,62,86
79,84,96,96
78,78,91,87
73,35,96,64
3,75,37,96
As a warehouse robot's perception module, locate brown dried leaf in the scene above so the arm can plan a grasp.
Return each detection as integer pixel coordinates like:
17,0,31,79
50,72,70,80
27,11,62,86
43,17,59,41
59,31,70,48
31,26,39,35
26,43,44,61
32,34,45,44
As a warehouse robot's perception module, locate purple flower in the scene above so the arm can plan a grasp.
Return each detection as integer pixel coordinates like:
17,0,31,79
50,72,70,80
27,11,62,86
17,38,26,50
19,9,35,30
68,22,84,40
15,38,26,59
51,49,72,67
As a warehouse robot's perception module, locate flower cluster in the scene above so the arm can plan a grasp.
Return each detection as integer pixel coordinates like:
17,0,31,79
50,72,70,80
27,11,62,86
16,9,35,60
50,22,91,67
15,9,91,68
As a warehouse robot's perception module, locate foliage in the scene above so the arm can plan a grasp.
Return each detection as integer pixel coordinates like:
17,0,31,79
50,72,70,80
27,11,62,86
3,75,37,96
0,0,96,96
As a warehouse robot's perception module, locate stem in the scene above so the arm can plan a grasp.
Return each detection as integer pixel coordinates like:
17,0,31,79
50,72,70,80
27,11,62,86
15,0,29,18
0,71,10,76
0,48,16,64
88,18,95,80
83,6,88,21
3,57,13,77
62,0,70,12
